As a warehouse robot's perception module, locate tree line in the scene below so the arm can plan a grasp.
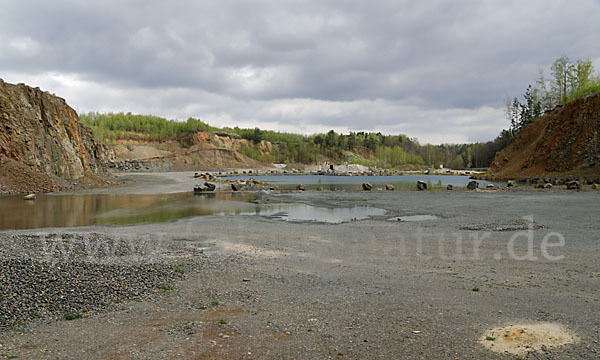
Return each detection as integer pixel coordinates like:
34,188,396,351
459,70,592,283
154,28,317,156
81,111,507,169
506,57,600,134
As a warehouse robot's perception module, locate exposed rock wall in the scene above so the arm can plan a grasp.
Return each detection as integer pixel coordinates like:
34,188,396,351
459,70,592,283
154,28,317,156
490,93,600,178
0,79,108,180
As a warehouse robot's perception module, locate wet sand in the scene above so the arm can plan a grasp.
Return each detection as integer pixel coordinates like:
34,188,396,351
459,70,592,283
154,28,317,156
0,173,599,359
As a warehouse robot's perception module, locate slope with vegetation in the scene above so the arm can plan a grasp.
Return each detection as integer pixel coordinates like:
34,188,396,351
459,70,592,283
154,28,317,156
80,112,508,171
491,57,600,179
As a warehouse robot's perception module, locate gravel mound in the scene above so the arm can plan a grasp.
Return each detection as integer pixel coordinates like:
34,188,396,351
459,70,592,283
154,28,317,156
0,233,188,330
459,219,544,231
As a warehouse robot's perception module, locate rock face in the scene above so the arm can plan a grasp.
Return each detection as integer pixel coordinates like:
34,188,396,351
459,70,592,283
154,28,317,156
490,93,600,178
0,80,107,185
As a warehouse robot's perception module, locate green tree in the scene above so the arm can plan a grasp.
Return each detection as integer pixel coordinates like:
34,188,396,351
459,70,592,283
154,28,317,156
449,154,465,170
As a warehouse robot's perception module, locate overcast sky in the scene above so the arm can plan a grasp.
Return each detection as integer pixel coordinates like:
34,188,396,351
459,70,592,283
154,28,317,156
2,1,600,144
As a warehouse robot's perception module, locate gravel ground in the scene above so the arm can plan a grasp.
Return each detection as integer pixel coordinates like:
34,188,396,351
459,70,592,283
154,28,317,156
0,181,599,359
0,232,191,331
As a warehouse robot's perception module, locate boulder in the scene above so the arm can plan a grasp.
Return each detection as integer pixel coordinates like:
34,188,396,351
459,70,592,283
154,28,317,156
466,181,479,190
231,183,242,191
204,182,216,191
592,183,599,190
193,172,200,178
362,182,373,191
566,181,580,190
296,184,307,191
486,183,495,189
544,183,553,189
193,184,204,193
385,184,395,191
507,180,516,187
23,193,36,200
417,181,427,191
446,184,453,191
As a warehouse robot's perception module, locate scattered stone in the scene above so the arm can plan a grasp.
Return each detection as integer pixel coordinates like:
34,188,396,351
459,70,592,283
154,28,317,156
385,184,394,191
544,183,553,189
23,193,36,200
362,182,373,191
296,184,307,191
446,184,453,191
204,182,216,191
466,181,479,190
417,181,427,191
566,181,580,190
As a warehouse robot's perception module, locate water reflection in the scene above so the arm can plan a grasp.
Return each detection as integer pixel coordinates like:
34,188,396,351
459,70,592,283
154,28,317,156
255,205,387,223
0,192,259,230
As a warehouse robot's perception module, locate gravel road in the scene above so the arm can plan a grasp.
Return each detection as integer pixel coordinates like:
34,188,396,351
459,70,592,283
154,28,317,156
0,181,599,359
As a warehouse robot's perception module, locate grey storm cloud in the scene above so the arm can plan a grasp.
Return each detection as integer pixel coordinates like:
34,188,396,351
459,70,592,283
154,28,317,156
1,0,600,143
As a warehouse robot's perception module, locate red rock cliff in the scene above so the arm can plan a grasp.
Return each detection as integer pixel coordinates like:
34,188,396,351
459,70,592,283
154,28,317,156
0,79,108,179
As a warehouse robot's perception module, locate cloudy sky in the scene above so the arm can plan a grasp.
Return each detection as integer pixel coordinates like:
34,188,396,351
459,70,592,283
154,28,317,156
2,1,600,144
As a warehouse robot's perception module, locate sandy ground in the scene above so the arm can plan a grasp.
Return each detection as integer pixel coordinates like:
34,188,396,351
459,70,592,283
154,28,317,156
1,172,599,359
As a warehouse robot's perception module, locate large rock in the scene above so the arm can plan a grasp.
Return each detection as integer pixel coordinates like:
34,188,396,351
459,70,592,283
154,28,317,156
507,180,517,187
446,184,453,191
385,184,395,191
417,181,427,191
296,184,306,191
466,181,479,190
204,182,216,191
566,181,580,190
362,182,373,191
231,183,242,191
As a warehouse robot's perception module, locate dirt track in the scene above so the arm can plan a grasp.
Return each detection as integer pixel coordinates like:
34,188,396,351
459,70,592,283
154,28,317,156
1,174,599,359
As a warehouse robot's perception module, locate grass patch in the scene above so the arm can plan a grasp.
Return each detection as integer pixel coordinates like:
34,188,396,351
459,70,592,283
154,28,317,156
472,287,480,292
219,319,227,325
160,285,176,292
210,300,219,306
64,312,82,321
173,263,186,274
485,336,496,341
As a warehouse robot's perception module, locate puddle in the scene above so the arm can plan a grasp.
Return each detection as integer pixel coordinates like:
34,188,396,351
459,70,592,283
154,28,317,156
388,215,439,222
255,205,387,223
0,192,260,230
0,193,387,229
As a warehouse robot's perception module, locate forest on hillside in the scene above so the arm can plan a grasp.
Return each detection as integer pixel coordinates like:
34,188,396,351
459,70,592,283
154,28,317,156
80,112,508,169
